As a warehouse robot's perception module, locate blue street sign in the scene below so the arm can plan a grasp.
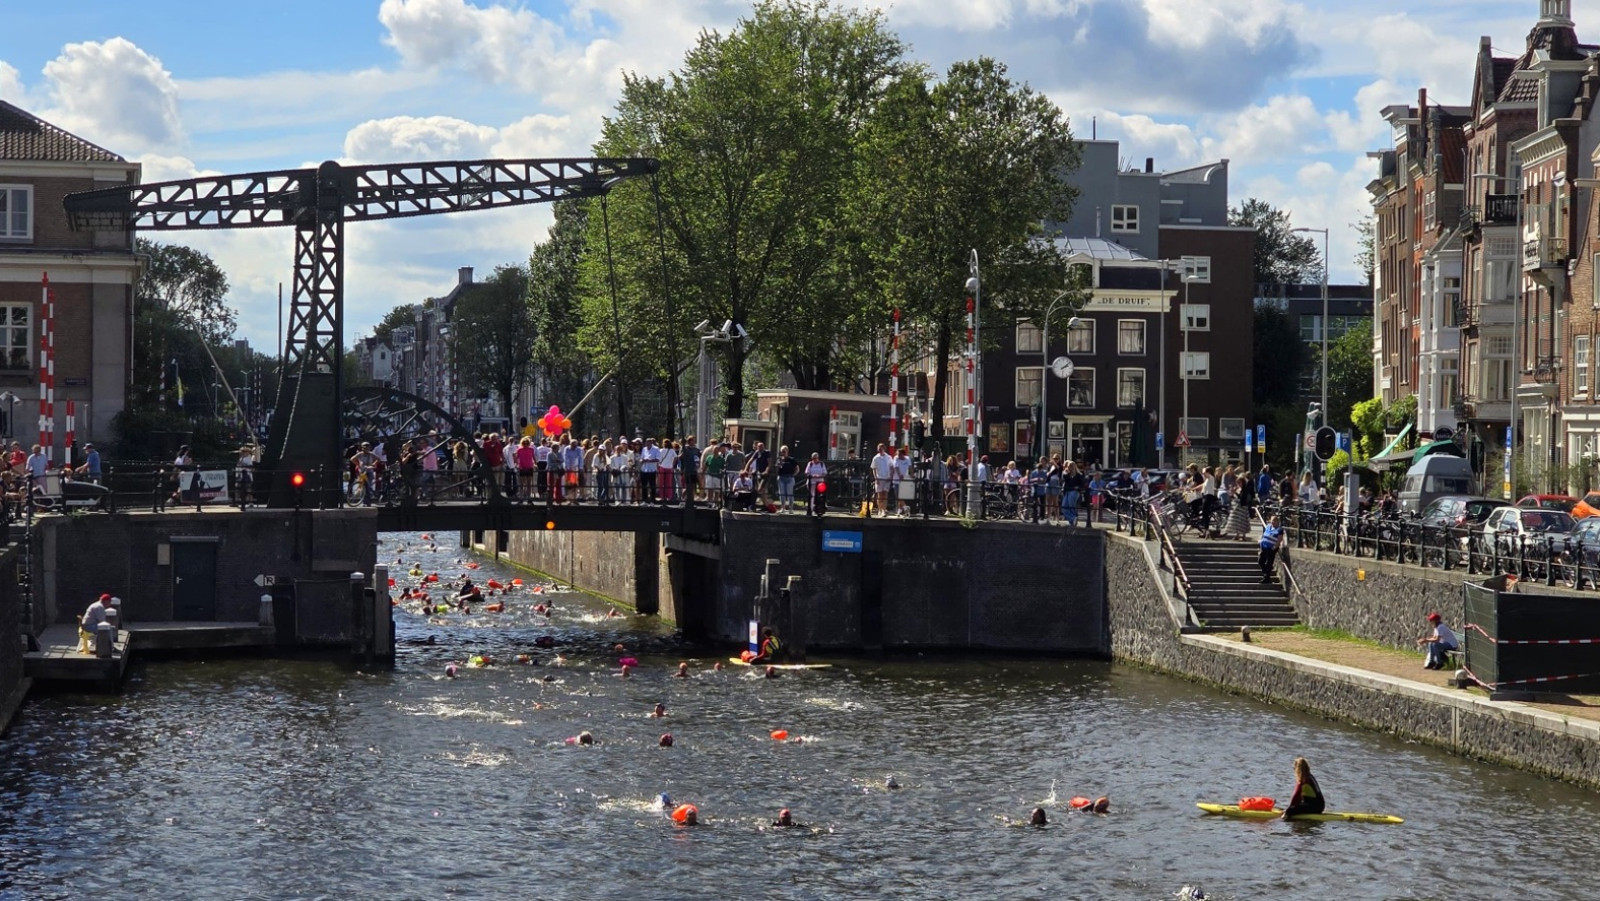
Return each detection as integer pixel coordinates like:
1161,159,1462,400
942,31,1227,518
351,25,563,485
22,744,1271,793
1245,431,1254,453
1155,431,1165,452
1256,424,1266,453
1338,431,1351,452
822,530,863,553
1504,426,1513,451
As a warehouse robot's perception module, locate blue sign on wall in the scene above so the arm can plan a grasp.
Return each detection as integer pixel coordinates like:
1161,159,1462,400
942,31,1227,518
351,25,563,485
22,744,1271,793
1256,424,1266,453
821,530,863,553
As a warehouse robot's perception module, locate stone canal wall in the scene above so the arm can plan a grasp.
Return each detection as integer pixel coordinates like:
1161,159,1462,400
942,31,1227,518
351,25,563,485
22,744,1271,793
0,543,26,732
1107,532,1600,788
1280,547,1471,648
498,530,658,612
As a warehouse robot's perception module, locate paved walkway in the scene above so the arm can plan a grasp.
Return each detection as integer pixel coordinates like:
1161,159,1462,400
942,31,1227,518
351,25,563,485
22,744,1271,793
1218,628,1600,724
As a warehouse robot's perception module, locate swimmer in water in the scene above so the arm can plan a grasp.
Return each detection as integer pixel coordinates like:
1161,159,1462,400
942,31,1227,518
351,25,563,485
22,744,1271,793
681,807,698,825
1029,807,1048,826
1069,796,1111,814
713,661,724,671
619,664,632,679
675,662,690,678
659,733,673,747
764,665,779,679
884,776,900,790
651,703,667,718
576,731,594,745
770,808,804,828
445,664,458,678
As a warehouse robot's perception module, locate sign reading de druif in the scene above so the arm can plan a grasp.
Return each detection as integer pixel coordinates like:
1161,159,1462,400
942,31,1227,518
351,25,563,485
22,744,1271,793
821,530,863,553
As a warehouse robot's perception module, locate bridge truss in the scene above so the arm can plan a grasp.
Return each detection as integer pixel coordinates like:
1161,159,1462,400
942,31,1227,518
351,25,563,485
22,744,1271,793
64,156,659,507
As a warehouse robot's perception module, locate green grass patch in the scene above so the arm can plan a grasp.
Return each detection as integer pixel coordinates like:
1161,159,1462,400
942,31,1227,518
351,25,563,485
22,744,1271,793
1280,625,1398,652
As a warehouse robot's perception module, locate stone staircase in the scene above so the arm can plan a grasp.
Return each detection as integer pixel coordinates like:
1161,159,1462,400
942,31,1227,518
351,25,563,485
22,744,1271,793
1174,541,1300,629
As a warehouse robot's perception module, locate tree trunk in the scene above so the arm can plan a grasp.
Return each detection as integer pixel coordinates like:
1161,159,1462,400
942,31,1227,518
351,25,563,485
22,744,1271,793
725,347,747,432
929,323,952,439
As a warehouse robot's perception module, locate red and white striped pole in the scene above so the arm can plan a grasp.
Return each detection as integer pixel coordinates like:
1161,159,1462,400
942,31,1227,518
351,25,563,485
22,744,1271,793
65,400,75,468
888,308,900,448
39,272,55,463
829,405,838,459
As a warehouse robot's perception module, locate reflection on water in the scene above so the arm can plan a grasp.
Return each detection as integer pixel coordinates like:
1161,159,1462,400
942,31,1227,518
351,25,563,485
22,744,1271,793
1,532,1598,899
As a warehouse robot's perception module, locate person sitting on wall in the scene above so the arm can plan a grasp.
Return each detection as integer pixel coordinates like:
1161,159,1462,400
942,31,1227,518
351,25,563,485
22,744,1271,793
729,470,756,511
1416,612,1459,670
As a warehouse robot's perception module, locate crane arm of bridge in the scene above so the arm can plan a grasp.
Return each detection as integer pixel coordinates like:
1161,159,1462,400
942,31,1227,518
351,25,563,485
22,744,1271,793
63,158,660,232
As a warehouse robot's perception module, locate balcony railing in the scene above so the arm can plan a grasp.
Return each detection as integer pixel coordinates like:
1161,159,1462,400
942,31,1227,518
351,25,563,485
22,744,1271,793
1462,194,1519,228
1525,236,1568,270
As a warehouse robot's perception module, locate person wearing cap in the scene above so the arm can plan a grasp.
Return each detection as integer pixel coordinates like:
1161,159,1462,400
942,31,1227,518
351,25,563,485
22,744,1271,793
76,443,102,484
78,593,112,653
770,808,804,828
1416,612,1459,670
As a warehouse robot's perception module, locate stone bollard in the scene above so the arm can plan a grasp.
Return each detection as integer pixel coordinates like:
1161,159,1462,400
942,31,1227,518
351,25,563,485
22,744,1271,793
104,607,120,632
110,596,124,625
259,593,274,628
95,621,115,658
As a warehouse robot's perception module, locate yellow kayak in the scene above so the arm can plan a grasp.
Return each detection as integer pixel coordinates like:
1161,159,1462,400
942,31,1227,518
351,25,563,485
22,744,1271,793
1197,803,1403,824
727,657,832,670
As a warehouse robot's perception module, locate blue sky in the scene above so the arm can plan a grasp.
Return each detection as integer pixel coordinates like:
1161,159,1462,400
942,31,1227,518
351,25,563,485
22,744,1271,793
0,0,1582,350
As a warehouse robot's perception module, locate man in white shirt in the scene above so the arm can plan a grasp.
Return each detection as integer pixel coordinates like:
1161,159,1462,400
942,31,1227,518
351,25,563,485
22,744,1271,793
870,443,894,516
974,454,991,484
640,438,662,503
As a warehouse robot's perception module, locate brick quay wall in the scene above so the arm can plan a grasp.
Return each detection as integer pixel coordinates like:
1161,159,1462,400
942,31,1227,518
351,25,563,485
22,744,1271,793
1107,533,1600,789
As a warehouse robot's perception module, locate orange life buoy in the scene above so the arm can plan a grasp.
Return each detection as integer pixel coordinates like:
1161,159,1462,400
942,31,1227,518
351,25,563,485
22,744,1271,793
671,804,698,823
770,729,788,741
1238,796,1276,811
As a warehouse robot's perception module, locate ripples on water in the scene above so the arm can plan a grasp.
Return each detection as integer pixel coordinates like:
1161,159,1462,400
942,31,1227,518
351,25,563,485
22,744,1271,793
2,532,1599,900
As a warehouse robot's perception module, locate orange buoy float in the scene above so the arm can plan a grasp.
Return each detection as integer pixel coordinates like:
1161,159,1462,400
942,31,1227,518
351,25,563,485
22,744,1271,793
532,585,543,594
464,562,480,570
671,804,698,824
770,729,788,741
1069,797,1091,810
511,578,524,586
421,534,432,541
487,579,503,589
424,573,440,583
387,578,396,587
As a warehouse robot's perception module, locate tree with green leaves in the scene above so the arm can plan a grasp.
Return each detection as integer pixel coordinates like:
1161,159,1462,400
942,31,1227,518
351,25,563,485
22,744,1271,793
529,200,598,423
1229,199,1322,288
1352,216,1375,285
135,238,237,343
371,303,421,346
1323,326,1374,431
584,0,910,425
1253,305,1306,408
449,265,536,420
853,57,1081,438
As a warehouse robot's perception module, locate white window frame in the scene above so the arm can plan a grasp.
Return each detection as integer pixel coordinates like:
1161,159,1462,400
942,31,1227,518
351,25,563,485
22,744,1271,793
1067,367,1095,408
1116,319,1146,355
1181,256,1211,284
1066,318,1095,354
1116,367,1145,408
1577,334,1591,398
1182,417,1210,440
1181,352,1210,380
0,304,31,371
1110,204,1139,234
1015,366,1043,407
1015,320,1043,355
0,185,33,241
1182,303,1210,331
1219,418,1245,441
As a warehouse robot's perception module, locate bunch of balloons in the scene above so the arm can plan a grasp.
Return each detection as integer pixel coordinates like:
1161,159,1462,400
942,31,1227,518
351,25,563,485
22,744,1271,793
538,405,572,437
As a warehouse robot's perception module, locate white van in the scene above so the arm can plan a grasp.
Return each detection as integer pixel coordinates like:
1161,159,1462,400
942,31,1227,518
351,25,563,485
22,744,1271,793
1398,453,1474,514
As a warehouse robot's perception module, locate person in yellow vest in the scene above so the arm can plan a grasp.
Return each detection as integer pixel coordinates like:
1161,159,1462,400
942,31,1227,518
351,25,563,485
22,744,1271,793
749,627,782,664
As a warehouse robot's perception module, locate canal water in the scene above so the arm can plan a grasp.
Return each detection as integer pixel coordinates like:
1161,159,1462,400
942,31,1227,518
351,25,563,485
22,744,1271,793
2,533,1598,900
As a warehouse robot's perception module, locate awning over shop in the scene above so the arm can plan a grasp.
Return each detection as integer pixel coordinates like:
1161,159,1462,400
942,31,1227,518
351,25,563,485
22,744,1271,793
1364,423,1416,471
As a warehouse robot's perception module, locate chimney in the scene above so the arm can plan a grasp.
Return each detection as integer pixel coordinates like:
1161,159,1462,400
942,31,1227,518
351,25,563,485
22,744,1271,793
1145,157,1154,173
458,266,474,286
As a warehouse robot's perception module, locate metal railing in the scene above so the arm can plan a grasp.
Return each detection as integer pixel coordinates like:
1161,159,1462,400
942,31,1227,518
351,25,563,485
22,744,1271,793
1258,501,1597,589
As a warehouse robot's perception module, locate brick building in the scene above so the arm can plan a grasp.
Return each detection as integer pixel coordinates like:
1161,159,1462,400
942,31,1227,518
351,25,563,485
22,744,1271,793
0,101,139,454
962,141,1254,470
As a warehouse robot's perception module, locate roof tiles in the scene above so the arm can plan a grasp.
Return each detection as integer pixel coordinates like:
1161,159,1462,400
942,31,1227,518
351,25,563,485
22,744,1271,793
0,100,124,163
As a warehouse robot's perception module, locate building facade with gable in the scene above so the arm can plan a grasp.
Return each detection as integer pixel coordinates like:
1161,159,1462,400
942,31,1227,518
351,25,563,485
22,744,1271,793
0,101,139,453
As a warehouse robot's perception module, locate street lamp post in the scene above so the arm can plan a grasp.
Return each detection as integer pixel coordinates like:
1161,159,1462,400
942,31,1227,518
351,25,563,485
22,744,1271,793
694,320,746,446
965,250,983,518
1037,288,1079,462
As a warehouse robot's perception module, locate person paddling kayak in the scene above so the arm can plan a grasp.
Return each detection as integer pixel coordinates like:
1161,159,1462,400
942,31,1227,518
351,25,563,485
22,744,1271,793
1281,757,1325,819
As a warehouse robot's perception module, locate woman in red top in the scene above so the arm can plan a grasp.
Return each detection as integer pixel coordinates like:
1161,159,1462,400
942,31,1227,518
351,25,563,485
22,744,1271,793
7,442,24,474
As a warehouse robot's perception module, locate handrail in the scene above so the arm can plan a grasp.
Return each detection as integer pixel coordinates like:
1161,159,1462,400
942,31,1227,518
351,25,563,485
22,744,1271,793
1143,496,1193,605
1253,504,1301,596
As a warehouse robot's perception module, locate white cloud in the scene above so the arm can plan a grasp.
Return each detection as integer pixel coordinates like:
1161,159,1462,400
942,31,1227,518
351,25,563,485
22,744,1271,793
343,116,500,163
379,0,595,92
1082,109,1204,168
1144,0,1295,49
37,38,184,154
1200,95,1325,166
0,61,26,105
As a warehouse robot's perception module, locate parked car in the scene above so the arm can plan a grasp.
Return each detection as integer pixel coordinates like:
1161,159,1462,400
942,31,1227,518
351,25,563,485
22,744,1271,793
1516,493,1579,513
1567,516,1600,587
1573,491,1600,520
1417,495,1511,564
1478,506,1576,569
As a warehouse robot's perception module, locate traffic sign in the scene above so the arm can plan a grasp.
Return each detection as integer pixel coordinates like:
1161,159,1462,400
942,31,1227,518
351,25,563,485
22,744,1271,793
1256,424,1266,453
254,574,279,587
1155,431,1164,452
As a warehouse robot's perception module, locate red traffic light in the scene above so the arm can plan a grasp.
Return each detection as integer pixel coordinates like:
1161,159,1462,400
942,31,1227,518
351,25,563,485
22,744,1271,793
816,481,827,494
290,472,306,488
